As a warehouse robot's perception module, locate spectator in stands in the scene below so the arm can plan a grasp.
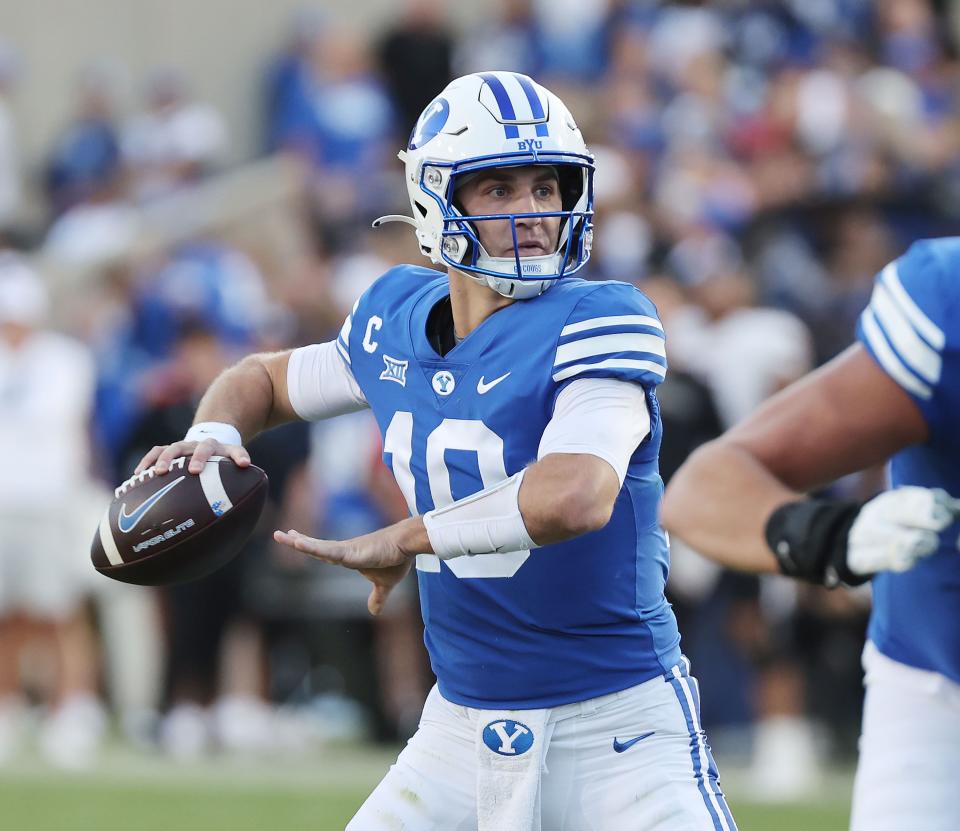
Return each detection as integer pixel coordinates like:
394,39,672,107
272,25,395,244
262,8,327,154
122,68,228,202
44,63,123,218
94,238,272,468
533,0,610,82
0,254,105,768
0,43,21,233
453,0,543,79
376,0,453,138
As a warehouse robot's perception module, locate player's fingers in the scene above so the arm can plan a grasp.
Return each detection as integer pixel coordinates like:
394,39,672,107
273,529,345,564
187,438,220,474
368,585,388,616
224,444,251,468
155,441,197,474
861,487,958,534
134,445,166,475
932,488,960,521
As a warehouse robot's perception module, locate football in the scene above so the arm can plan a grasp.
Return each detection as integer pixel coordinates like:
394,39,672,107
91,456,269,586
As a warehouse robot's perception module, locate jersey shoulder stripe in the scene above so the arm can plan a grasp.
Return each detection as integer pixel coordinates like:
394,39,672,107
560,313,664,337
553,357,665,384
857,238,960,417
860,308,932,399
868,274,941,384
551,281,666,387
554,331,666,367
879,261,944,350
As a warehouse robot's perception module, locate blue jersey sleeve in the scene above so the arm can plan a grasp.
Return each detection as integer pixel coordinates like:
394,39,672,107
551,281,667,392
856,238,960,436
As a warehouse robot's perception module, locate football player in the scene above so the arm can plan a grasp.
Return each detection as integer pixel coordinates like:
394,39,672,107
661,238,960,831
138,72,737,830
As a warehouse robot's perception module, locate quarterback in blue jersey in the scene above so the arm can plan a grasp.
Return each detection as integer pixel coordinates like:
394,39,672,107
663,237,960,831
138,72,737,830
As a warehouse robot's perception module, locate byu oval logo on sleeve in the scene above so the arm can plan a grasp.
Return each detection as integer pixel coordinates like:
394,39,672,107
409,97,450,150
482,719,534,756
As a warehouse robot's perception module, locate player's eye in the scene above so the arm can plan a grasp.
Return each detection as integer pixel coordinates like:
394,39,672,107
488,185,508,198
535,185,555,199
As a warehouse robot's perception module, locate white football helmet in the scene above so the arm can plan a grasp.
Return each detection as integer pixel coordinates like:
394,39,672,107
375,72,595,300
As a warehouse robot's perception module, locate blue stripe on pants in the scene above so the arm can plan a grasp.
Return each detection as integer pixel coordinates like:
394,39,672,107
667,665,738,831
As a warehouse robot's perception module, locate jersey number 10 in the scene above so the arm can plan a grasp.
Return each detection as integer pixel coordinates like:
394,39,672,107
383,411,531,579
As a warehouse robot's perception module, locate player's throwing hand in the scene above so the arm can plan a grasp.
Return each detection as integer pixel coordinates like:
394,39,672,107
274,520,426,615
134,422,252,475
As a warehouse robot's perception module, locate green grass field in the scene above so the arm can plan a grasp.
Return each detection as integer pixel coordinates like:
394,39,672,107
0,745,851,831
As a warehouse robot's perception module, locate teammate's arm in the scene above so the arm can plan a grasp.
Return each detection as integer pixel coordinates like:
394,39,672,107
661,345,930,576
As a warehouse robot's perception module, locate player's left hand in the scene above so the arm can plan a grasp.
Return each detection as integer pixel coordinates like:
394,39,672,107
847,486,960,576
273,517,428,615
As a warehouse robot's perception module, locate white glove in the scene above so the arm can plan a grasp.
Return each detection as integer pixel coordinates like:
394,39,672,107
846,487,960,576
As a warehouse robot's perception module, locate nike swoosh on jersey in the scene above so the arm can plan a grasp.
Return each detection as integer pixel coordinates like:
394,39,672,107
477,372,511,394
612,731,655,753
117,475,186,534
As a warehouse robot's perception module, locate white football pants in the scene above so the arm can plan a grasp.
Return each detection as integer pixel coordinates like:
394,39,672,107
850,642,960,831
347,659,737,831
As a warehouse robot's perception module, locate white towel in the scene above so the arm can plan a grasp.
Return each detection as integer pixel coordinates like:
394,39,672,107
475,709,551,831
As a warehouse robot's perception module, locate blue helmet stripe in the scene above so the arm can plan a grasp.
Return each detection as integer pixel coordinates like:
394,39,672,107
512,74,549,137
480,73,520,139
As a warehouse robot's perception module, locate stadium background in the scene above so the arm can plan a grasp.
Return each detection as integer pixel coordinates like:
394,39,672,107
1,0,957,828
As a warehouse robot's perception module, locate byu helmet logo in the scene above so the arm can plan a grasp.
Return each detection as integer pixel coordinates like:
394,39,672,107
482,720,534,756
409,97,450,150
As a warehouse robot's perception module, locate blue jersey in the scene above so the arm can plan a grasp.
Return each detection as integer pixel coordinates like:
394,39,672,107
857,238,960,684
338,265,682,708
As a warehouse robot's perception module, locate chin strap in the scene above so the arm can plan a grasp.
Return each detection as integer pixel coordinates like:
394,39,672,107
372,215,418,229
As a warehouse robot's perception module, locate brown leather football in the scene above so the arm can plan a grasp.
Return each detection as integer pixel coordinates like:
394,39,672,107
91,456,268,585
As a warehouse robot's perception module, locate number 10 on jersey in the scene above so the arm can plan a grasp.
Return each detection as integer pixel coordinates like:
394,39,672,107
383,411,531,579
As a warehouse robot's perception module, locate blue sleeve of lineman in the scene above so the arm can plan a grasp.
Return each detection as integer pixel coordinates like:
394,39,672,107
856,238,960,436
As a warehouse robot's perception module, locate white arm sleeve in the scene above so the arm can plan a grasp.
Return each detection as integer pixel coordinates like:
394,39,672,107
286,341,368,421
538,378,651,486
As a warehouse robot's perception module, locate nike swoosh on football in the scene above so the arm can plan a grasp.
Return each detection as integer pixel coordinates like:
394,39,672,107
612,731,655,753
477,372,511,394
117,475,186,534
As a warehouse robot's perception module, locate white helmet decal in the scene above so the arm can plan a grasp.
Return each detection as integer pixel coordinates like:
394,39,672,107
375,72,595,300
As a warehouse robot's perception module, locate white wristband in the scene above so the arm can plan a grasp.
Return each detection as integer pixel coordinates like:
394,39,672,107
185,421,243,447
422,469,538,560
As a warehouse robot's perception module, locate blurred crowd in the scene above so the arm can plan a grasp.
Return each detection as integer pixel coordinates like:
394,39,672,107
0,0,957,798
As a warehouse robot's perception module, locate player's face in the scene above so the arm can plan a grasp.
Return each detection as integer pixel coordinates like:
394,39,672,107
457,166,562,259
